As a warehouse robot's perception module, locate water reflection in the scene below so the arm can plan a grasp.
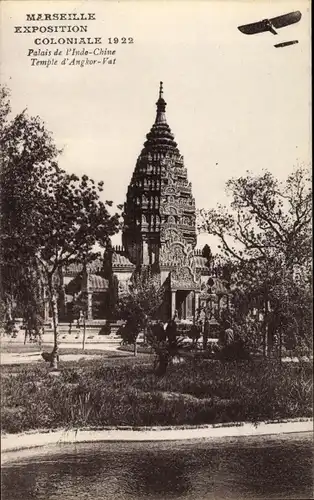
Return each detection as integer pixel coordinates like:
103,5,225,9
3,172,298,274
2,433,313,500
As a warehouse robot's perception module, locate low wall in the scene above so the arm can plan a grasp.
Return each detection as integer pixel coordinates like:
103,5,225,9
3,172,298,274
1,419,312,456
2,320,124,343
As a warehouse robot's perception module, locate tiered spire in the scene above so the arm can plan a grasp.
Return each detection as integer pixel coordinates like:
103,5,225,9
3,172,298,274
122,82,196,267
143,82,177,151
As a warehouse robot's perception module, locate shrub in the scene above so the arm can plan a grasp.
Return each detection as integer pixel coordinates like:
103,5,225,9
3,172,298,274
1,357,312,433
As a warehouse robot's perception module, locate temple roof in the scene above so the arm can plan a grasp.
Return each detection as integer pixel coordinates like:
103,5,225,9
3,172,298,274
112,251,135,269
89,274,109,290
193,255,210,271
143,82,178,152
65,273,109,294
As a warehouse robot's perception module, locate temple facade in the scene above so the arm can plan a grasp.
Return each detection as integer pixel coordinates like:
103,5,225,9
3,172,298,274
59,83,230,324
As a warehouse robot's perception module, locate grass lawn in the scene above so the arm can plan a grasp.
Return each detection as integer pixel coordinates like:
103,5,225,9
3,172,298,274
1,355,312,434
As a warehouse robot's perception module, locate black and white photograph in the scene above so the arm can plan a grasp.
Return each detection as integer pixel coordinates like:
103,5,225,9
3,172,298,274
0,1,312,499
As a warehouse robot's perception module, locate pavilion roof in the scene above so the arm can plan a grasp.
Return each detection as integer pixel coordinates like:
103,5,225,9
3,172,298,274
112,252,135,269
65,273,109,294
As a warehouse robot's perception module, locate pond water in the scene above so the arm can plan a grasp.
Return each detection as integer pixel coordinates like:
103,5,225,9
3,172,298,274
1,432,313,500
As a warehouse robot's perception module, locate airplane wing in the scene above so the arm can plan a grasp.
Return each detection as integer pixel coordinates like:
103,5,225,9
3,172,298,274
271,11,302,29
238,19,271,35
274,40,299,48
238,11,302,35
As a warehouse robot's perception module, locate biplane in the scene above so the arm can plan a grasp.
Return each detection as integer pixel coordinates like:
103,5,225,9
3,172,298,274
238,11,301,47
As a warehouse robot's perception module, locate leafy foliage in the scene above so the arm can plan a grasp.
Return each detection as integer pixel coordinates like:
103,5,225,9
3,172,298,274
0,86,120,365
1,358,312,432
197,167,312,354
198,167,311,267
117,269,164,344
0,86,58,325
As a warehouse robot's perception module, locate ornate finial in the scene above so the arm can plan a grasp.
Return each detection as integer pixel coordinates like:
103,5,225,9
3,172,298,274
155,81,166,123
159,81,163,99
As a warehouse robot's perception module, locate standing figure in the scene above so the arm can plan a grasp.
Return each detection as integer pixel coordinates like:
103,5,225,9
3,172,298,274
218,320,234,361
203,316,210,350
224,321,235,346
166,317,178,351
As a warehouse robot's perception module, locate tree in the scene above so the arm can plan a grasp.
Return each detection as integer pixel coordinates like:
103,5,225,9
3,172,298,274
198,167,311,266
202,244,213,268
14,264,44,344
117,269,164,356
0,85,59,332
0,86,120,368
28,172,119,368
269,268,312,357
198,167,312,355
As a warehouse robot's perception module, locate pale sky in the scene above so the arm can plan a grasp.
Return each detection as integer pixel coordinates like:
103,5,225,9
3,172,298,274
1,0,311,250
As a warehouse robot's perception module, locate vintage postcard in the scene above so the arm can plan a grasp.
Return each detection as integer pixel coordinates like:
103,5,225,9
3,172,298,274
1,1,312,499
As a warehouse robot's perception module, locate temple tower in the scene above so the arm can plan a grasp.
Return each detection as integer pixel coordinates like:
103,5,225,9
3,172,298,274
59,84,230,325
123,82,196,269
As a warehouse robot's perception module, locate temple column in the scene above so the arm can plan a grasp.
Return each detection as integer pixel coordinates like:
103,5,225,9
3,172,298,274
171,291,176,319
142,240,149,265
87,291,93,320
194,291,200,316
185,292,193,320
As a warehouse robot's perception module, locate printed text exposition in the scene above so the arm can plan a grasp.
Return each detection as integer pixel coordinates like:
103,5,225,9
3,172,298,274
14,13,134,67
